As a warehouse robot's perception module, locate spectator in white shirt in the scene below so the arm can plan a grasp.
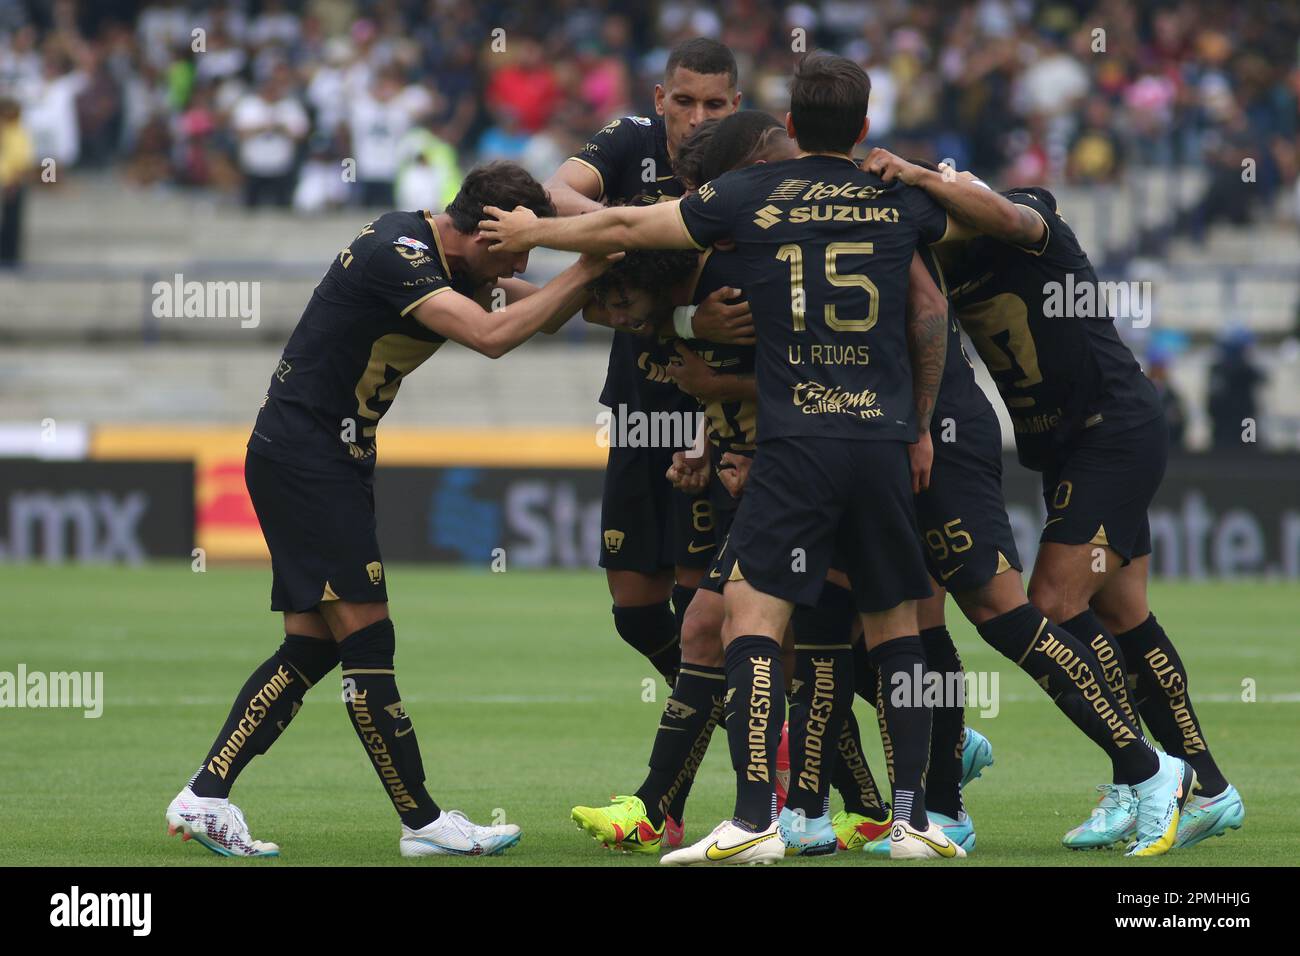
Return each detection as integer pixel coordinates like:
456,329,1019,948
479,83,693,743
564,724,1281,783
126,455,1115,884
231,63,308,208
348,66,431,206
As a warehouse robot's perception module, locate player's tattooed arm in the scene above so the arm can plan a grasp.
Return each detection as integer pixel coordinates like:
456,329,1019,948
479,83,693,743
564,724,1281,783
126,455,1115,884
906,250,947,492
865,147,1044,246
543,159,607,216
480,201,697,256
906,251,948,431
412,253,616,357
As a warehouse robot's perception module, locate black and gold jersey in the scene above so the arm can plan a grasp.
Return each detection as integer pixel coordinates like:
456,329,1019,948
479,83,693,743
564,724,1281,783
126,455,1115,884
678,154,950,444
572,114,684,208
684,247,757,454
918,243,994,430
935,187,1160,469
249,210,472,471
572,115,694,418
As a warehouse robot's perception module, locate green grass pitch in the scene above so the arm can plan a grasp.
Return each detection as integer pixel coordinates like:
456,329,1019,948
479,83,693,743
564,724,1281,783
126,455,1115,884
2,563,1294,866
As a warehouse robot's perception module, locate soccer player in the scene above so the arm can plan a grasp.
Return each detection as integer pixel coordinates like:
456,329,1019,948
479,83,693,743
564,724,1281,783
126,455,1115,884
165,161,616,858
543,38,746,702
567,114,784,855
866,150,1238,853
482,53,967,863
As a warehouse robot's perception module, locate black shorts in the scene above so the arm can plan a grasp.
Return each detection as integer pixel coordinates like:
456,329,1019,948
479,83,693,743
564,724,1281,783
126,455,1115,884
701,437,931,613
1039,414,1168,563
598,443,715,573
708,444,745,546
915,408,1022,592
245,449,388,613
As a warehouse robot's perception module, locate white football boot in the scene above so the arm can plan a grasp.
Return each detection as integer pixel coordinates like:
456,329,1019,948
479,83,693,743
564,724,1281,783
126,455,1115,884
660,819,784,866
889,818,967,859
400,810,521,857
165,786,280,857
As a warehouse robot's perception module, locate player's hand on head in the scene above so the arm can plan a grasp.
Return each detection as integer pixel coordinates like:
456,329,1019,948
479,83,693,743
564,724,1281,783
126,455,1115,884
717,452,751,498
692,287,755,345
479,204,538,252
666,450,710,493
908,430,934,494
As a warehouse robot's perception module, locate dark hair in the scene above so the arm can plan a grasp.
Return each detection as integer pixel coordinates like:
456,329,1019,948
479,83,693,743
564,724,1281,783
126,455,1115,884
698,110,787,184
445,161,556,233
586,248,700,303
673,119,722,190
789,52,871,154
665,37,738,88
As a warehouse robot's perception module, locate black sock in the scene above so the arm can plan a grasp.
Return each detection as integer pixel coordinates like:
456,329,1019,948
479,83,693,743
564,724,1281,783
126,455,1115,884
723,635,784,831
613,602,680,684
634,663,725,827
870,636,932,831
852,639,877,707
190,634,339,798
978,604,1157,785
831,709,888,819
339,619,440,829
1119,613,1228,796
660,586,701,819
920,626,965,819
1060,609,1140,784
786,584,857,819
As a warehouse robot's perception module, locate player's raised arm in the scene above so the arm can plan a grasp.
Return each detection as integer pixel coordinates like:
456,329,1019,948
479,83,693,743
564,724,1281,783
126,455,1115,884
543,159,607,216
866,147,1044,248
480,200,701,256
412,253,613,358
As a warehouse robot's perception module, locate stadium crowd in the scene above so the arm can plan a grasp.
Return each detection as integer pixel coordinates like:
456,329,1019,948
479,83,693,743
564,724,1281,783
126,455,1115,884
0,0,1297,218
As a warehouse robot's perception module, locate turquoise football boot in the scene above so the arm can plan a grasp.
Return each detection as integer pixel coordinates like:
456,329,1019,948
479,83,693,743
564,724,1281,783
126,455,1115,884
778,806,838,857
960,727,994,789
1174,783,1244,849
929,811,976,853
1063,784,1137,849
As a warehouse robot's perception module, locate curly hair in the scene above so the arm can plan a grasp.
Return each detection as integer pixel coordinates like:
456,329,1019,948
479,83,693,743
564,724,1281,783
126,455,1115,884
586,248,700,303
445,160,556,234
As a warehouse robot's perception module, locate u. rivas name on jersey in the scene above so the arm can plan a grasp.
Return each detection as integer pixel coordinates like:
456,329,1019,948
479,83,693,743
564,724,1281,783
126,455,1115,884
791,380,882,419
788,343,871,366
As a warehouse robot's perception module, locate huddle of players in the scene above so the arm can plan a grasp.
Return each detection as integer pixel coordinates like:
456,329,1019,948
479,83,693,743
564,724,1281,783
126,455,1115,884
164,35,1241,864
507,39,1243,864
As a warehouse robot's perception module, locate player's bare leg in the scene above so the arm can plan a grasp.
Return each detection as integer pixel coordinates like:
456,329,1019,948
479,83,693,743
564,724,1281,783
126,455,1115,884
316,599,521,857
1091,557,1242,847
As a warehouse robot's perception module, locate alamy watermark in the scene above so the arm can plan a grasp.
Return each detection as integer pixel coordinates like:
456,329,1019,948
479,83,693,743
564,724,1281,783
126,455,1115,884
890,664,1000,718
596,404,706,452
1043,274,1152,328
151,273,260,328
0,664,103,718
